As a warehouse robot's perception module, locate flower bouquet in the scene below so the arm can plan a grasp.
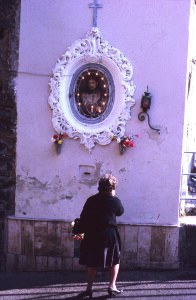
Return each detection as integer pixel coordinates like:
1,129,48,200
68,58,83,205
51,133,67,154
69,221,84,241
111,134,139,155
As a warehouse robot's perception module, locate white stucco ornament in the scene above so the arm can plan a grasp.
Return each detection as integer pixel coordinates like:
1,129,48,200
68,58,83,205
48,27,136,151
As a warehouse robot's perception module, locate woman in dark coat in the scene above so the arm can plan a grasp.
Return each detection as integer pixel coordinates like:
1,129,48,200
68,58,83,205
79,174,124,298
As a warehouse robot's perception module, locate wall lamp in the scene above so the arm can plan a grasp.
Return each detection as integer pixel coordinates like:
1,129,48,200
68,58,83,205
138,86,160,134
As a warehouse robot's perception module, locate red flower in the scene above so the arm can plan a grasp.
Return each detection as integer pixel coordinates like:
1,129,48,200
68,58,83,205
53,134,58,139
130,142,135,147
62,133,67,138
125,140,131,146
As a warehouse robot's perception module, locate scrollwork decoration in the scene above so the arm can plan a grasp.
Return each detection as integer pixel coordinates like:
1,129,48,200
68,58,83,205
138,112,160,134
48,27,136,151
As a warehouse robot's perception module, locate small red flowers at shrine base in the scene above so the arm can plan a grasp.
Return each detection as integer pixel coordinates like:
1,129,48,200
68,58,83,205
51,133,67,144
51,133,67,153
111,134,139,155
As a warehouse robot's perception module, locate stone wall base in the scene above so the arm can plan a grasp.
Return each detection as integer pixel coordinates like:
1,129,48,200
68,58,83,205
6,217,179,272
179,224,196,268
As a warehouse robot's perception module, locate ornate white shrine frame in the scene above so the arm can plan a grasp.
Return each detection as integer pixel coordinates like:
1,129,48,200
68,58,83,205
48,27,136,151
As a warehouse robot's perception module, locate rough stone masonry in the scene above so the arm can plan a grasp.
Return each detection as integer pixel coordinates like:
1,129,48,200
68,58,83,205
0,0,21,271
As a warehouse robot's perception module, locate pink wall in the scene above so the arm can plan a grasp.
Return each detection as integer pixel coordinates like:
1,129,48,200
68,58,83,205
16,0,190,225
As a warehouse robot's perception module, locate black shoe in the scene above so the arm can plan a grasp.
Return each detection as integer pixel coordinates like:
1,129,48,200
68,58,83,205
78,289,93,298
108,287,123,298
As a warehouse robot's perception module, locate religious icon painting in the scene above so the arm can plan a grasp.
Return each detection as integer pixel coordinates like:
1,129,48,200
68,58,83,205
48,27,136,151
70,64,114,124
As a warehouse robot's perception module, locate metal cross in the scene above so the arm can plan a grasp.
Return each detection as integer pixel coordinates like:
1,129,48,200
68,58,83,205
89,0,103,27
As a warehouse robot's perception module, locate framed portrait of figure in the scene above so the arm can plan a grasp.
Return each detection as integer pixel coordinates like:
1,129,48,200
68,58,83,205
70,64,114,124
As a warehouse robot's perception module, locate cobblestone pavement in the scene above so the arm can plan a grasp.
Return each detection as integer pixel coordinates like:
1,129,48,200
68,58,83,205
0,269,196,299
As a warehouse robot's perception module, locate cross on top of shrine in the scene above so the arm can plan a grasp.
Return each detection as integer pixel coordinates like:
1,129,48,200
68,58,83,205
89,0,103,28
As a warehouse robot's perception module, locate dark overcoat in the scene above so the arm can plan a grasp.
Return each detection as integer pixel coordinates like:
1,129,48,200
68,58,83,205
79,192,124,267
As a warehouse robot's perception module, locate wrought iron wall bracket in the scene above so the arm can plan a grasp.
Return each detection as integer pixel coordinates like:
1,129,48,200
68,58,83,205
138,111,160,134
